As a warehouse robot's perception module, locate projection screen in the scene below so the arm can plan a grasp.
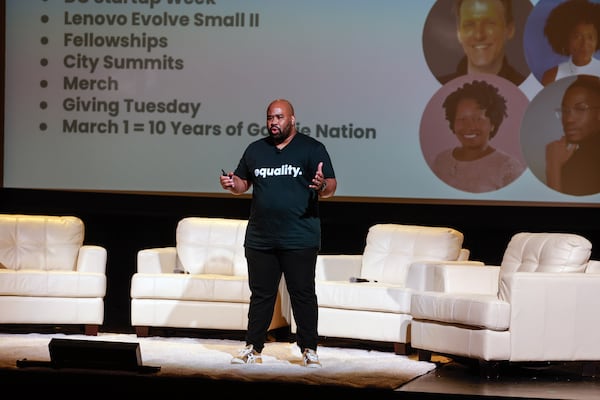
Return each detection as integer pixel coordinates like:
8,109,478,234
4,0,600,206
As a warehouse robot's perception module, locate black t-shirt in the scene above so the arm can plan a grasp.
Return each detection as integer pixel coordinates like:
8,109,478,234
235,133,335,250
438,56,527,86
561,133,600,196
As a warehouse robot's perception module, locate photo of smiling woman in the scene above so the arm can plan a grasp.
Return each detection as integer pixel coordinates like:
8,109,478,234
421,76,527,193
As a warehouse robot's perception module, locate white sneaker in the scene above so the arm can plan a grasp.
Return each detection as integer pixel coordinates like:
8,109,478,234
231,344,262,364
302,348,322,368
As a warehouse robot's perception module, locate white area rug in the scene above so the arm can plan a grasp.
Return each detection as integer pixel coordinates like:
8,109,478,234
0,332,436,389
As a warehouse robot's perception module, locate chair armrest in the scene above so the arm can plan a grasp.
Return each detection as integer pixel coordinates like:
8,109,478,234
509,272,600,360
77,245,107,274
586,259,600,273
406,261,497,294
458,248,470,261
315,254,362,281
137,247,177,274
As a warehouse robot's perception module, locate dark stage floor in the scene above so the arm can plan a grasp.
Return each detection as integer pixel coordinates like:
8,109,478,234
1,326,599,400
399,358,600,400
2,361,599,400
3,352,598,400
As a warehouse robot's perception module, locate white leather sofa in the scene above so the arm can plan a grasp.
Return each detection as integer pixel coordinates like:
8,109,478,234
292,224,482,354
130,217,290,337
0,214,107,335
410,232,600,378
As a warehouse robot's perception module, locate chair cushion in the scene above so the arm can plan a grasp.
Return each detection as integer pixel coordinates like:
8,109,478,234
0,270,106,297
501,232,592,274
131,273,251,302
411,291,511,331
361,224,464,285
176,217,248,276
316,281,412,313
0,215,83,271
499,232,591,302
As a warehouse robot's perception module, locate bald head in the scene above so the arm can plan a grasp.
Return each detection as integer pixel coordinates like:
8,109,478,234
267,99,295,116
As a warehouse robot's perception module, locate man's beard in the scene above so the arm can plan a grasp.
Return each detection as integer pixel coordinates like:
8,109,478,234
271,126,290,145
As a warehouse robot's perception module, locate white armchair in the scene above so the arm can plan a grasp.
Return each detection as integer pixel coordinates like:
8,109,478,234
292,224,481,354
410,232,600,378
0,214,107,335
130,217,290,337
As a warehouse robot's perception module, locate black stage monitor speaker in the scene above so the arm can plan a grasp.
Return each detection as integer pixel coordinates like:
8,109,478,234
49,338,143,371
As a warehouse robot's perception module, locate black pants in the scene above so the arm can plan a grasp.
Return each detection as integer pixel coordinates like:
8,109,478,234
244,247,319,353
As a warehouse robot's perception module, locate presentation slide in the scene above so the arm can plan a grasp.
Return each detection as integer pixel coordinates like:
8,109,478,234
4,0,600,205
